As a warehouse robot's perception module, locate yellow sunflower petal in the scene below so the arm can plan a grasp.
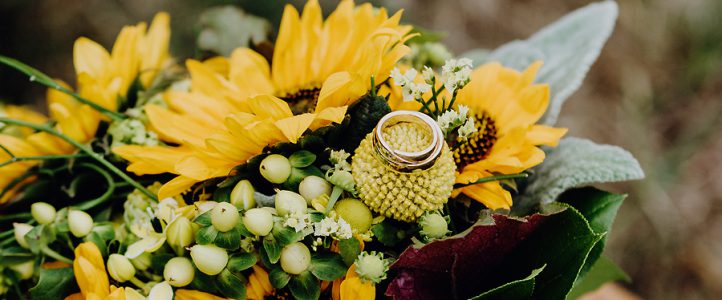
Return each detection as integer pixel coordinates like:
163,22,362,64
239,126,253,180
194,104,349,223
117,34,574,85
316,72,366,111
310,106,348,130
73,37,110,79
526,125,568,147
274,113,316,144
175,289,230,300
139,12,170,87
158,176,198,199
459,181,512,210
248,95,293,121
229,48,275,95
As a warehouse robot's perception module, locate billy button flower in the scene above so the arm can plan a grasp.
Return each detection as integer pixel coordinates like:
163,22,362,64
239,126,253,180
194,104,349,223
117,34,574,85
418,212,450,241
333,198,373,234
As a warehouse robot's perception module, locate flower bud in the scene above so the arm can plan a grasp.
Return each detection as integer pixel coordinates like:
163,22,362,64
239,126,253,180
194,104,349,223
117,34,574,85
166,217,193,249
334,198,373,233
354,251,389,284
298,176,332,203
164,257,195,287
259,154,292,184
130,252,152,271
211,202,239,232
10,261,34,280
419,213,449,240
31,202,56,225
190,244,228,275
13,223,33,249
148,281,174,300
243,208,273,236
280,242,311,275
230,180,256,210
68,210,94,238
107,254,136,282
274,190,307,217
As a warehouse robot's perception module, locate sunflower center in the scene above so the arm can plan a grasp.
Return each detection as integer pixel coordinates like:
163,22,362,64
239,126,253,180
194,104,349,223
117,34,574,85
281,87,321,114
452,110,498,169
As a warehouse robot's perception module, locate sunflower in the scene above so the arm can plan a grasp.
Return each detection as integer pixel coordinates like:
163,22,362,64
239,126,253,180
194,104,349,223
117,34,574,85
448,62,567,209
0,13,170,204
114,0,414,199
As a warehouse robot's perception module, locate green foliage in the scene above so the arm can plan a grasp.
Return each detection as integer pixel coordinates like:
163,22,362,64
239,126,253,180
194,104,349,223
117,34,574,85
29,267,78,300
342,94,391,152
470,266,545,300
228,253,257,273
338,238,361,266
309,253,347,281
567,257,630,299
196,6,271,56
269,267,291,289
288,271,320,300
217,268,247,299
288,151,316,168
263,235,282,264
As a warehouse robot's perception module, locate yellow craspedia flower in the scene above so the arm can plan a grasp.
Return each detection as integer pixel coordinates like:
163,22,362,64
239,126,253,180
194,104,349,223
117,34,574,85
352,122,455,222
114,0,414,199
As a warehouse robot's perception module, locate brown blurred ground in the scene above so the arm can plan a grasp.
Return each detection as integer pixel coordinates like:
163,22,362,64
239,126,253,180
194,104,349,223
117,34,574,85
2,0,722,299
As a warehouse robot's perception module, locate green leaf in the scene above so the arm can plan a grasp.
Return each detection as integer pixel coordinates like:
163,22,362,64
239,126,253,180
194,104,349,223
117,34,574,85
0,247,34,266
338,238,361,267
190,271,220,295
214,228,241,250
567,257,630,299
228,253,257,272
235,218,254,238
470,265,546,300
25,224,56,255
29,267,78,300
269,267,291,289
309,253,347,281
273,222,304,247
263,235,282,264
480,1,618,125
514,138,644,214
217,268,247,299
289,150,316,168
194,211,212,227
197,6,272,56
84,232,108,257
213,186,233,203
91,222,116,241
289,271,321,300
196,225,218,245
371,220,406,247
151,253,173,274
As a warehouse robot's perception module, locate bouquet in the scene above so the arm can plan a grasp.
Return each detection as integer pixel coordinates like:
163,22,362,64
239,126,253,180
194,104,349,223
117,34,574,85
0,1,644,299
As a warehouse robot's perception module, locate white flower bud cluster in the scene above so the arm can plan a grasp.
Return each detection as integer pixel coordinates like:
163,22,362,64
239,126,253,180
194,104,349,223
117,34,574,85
328,149,352,171
440,58,473,94
390,68,432,102
107,118,159,149
436,104,477,140
313,217,353,240
283,212,313,236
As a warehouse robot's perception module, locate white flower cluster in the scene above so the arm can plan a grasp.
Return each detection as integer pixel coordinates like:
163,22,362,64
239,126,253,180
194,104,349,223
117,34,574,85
313,217,353,240
436,104,477,139
390,68,432,102
107,118,159,148
283,212,314,236
328,149,352,171
441,58,473,94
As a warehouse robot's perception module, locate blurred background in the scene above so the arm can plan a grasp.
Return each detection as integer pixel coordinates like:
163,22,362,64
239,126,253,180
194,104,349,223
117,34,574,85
2,0,721,299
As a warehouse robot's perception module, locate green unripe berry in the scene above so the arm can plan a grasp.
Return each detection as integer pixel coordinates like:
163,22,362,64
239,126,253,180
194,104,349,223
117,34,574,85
230,180,256,210
211,202,239,232
419,213,449,240
164,257,195,287
13,223,33,249
275,190,307,216
31,202,56,225
166,216,193,249
243,208,274,236
298,176,332,203
68,210,94,238
334,198,373,233
190,244,229,275
107,254,136,282
10,261,34,280
260,154,292,184
280,242,311,275
130,252,152,271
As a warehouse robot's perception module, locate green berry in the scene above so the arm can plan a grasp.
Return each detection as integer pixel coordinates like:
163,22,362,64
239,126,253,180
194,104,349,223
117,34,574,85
230,180,256,210
334,198,373,233
68,210,94,238
211,202,239,232
275,190,307,216
190,244,229,275
280,242,311,275
164,257,195,287
107,254,136,282
31,202,56,225
298,176,332,202
243,208,274,236
260,154,292,184
13,223,33,249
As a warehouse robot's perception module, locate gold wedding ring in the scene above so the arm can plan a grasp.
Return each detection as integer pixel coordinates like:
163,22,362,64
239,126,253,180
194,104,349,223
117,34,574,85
372,110,444,172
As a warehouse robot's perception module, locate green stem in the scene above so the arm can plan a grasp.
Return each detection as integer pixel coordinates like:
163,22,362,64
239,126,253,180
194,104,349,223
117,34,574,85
73,163,116,211
0,212,32,223
445,90,459,112
0,55,125,121
325,186,344,214
42,246,73,264
453,173,529,188
0,154,87,168
129,277,149,290
0,118,156,201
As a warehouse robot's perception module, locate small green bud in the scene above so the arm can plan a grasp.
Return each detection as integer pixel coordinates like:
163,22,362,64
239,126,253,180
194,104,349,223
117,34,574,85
190,244,228,275
166,216,193,249
243,208,274,236
211,202,239,232
31,202,56,225
10,261,34,280
298,176,332,203
164,257,195,287
354,251,389,284
419,213,449,240
274,190,307,216
148,281,174,299
13,223,33,249
334,198,373,233
107,254,136,282
280,242,311,275
326,169,355,193
260,154,292,184
230,180,256,210
130,252,152,271
68,210,94,238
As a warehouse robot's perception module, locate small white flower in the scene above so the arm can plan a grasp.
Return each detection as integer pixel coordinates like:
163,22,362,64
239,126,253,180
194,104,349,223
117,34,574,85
284,212,313,236
314,217,339,237
336,218,353,240
441,58,473,94
457,117,478,141
421,66,435,84
329,149,352,171
436,110,459,134
401,82,431,102
457,105,470,119
390,67,418,87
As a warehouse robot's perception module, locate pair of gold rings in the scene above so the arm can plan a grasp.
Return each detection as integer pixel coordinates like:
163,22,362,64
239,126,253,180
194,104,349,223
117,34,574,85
372,110,444,172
